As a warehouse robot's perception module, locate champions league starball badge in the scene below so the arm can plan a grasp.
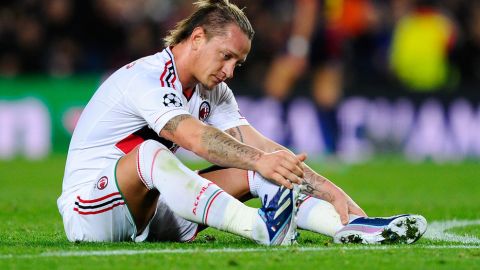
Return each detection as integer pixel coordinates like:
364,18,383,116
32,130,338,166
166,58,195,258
199,101,211,121
163,93,183,107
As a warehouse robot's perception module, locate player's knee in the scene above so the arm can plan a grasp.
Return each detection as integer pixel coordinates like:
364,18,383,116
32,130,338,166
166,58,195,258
136,140,171,189
137,139,185,184
140,139,167,153
138,140,173,163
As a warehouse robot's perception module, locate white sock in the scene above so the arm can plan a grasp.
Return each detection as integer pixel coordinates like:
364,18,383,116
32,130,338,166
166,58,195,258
248,170,344,237
247,170,285,206
137,140,257,239
296,195,344,236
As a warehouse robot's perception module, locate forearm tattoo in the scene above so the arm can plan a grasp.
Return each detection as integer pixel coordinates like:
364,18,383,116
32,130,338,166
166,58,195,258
162,114,192,136
269,145,333,201
201,126,261,169
225,127,244,142
301,165,334,202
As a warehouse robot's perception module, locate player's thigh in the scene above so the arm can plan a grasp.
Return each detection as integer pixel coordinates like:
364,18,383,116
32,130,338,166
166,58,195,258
116,144,157,230
198,166,251,200
63,161,136,242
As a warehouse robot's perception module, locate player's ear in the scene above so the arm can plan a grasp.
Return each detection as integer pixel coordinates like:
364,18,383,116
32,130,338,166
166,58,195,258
191,27,206,50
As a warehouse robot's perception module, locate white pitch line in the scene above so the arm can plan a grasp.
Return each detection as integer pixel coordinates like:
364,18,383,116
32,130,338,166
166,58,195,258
1,245,479,259
423,219,480,244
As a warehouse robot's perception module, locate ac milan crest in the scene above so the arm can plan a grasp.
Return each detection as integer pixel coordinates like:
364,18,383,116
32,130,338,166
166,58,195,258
97,176,108,190
199,101,211,121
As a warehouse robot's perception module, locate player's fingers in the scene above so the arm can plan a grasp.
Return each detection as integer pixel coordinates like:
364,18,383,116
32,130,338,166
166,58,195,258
296,152,307,162
334,202,349,225
350,207,367,217
270,172,293,189
275,166,302,185
280,159,304,179
348,201,367,217
281,150,307,164
278,150,303,165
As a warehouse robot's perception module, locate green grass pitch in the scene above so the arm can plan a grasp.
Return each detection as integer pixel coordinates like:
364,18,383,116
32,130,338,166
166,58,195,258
1,155,479,269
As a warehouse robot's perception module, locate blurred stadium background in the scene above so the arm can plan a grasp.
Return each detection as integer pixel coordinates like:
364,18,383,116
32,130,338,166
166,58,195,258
1,0,480,163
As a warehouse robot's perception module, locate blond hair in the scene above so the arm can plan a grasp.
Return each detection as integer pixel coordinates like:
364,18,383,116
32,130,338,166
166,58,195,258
164,0,254,46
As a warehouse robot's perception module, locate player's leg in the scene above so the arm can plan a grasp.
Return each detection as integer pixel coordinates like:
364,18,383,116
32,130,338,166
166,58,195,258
199,166,343,236
145,166,250,243
197,165,253,202
142,195,202,243
200,166,427,244
61,162,326,242
116,139,297,245
248,170,428,244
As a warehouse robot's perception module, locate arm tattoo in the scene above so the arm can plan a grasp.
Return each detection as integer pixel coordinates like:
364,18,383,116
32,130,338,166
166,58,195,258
270,145,335,202
300,166,333,202
225,127,244,142
162,114,192,136
201,126,261,170
270,145,330,200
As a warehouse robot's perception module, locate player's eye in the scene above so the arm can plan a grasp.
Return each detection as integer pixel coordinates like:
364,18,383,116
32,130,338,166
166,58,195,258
222,52,232,60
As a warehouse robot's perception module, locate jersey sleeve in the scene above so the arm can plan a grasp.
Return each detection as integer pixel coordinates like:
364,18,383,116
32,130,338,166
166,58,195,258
126,75,190,134
206,83,249,131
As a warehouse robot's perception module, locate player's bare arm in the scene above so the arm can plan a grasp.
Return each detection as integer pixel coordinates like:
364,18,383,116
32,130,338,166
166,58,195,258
227,125,329,198
161,115,304,188
226,125,366,223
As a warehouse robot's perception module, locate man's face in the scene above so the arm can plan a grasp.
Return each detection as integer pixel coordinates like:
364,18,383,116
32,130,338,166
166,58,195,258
191,24,251,89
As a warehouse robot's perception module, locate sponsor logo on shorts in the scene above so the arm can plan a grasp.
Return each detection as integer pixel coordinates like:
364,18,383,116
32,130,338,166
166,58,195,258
199,101,211,121
97,176,108,190
192,182,213,215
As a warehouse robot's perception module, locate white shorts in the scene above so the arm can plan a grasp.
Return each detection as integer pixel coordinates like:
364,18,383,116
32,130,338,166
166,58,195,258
61,161,199,242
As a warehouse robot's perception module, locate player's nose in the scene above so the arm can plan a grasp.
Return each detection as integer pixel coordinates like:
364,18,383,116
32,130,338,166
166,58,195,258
222,63,235,79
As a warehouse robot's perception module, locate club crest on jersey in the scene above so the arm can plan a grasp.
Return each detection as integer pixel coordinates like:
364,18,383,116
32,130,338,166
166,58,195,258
199,101,211,121
96,176,108,190
163,93,183,107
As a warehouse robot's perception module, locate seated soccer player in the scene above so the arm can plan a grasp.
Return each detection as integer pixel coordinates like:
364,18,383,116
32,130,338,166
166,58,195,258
57,0,426,246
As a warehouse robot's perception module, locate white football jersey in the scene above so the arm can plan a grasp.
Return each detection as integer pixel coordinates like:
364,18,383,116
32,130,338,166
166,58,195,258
58,47,249,214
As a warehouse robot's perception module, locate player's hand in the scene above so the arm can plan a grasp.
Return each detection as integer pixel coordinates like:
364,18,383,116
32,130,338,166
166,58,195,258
255,150,307,189
328,187,367,225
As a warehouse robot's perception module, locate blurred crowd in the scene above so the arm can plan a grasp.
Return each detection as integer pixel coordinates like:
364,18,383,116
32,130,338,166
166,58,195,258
1,0,480,95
